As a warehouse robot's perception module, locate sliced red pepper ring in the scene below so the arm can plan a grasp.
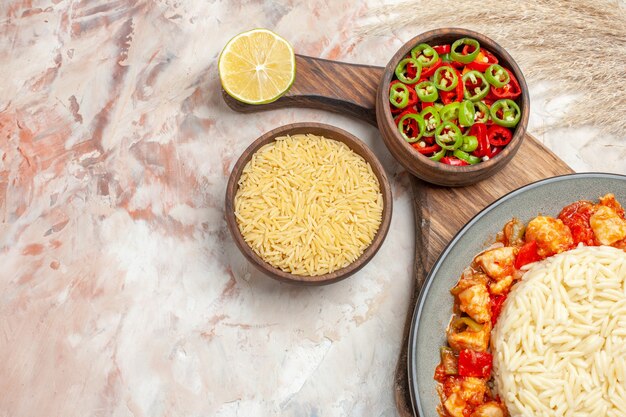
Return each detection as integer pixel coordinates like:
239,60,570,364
393,107,418,125
467,48,498,72
432,44,451,55
412,141,442,155
469,123,489,158
420,58,443,78
491,68,522,100
440,156,469,166
487,125,512,147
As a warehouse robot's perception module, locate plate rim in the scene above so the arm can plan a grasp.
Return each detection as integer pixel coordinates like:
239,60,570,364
407,172,626,416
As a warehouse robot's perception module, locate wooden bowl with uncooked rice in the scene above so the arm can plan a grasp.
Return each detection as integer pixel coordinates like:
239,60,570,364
225,123,392,285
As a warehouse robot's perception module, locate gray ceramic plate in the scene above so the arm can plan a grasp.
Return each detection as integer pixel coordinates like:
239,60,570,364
408,173,626,417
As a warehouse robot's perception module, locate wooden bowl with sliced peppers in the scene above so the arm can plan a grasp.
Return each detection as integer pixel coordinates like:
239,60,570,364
376,28,529,187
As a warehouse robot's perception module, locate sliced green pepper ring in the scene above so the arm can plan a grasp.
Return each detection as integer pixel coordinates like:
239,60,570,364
484,64,511,88
420,106,441,137
462,70,490,102
389,82,410,108
410,43,439,67
395,58,422,84
450,38,480,64
435,121,463,150
430,147,446,162
440,102,460,121
415,80,439,102
474,101,490,124
458,100,476,127
490,99,521,127
397,113,425,143
433,66,459,92
453,149,482,165
460,135,478,152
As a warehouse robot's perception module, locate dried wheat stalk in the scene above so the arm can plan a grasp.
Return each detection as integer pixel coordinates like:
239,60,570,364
357,0,626,136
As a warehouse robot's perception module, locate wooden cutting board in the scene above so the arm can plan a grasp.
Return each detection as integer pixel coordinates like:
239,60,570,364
222,55,574,416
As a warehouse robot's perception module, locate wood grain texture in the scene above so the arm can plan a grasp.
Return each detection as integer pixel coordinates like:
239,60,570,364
376,28,530,187
224,122,392,285
393,137,574,417
222,54,384,126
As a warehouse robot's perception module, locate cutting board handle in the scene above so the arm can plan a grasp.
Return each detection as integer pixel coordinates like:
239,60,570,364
221,54,385,127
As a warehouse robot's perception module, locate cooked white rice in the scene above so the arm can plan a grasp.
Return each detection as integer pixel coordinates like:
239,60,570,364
492,245,626,417
234,134,383,276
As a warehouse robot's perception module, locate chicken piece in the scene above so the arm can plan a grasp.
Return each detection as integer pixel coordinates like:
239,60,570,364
525,216,573,257
448,321,492,352
451,270,488,295
590,205,626,246
443,392,466,417
443,377,489,417
458,284,491,324
599,193,625,218
474,247,517,280
471,402,505,417
488,275,513,295
460,377,488,406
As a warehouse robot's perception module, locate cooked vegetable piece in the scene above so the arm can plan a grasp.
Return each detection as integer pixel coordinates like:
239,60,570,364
458,349,493,378
490,294,507,326
440,346,458,375
514,240,541,269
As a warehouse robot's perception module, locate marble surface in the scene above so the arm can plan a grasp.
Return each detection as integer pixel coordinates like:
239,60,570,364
0,1,623,417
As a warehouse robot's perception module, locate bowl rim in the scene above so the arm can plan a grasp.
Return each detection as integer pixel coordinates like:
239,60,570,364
224,122,393,285
377,27,530,175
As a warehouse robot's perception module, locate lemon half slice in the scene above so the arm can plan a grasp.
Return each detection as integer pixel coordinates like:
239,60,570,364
218,29,296,105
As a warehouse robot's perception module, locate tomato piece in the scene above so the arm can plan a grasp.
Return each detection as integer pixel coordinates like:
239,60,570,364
434,364,447,383
514,240,541,269
558,200,596,246
490,294,507,326
433,44,451,55
457,349,493,378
